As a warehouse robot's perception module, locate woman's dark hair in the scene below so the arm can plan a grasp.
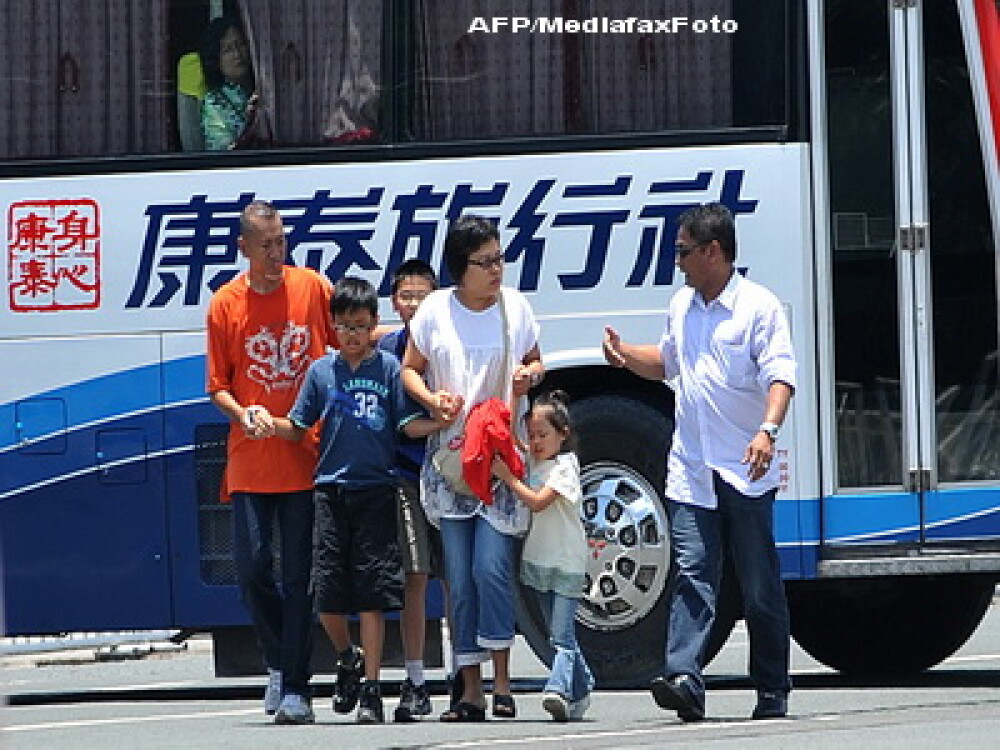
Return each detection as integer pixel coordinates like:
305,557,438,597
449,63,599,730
199,16,249,90
331,276,378,317
529,389,576,453
443,215,500,283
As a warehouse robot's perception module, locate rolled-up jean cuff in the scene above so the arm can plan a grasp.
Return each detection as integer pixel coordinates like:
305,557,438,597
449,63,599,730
455,650,490,667
478,635,515,651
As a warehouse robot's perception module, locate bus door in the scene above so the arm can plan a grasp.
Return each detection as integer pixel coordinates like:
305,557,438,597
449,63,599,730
824,0,999,551
0,336,171,633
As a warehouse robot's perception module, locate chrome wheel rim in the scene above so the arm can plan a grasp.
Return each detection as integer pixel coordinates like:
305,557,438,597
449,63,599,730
577,461,669,632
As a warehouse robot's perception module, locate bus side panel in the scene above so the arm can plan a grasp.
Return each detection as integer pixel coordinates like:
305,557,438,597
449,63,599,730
162,334,246,628
0,337,171,634
159,333,445,638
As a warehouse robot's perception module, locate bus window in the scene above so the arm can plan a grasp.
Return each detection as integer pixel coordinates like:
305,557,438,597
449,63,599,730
826,0,901,488
238,0,382,148
0,2,172,161
407,0,793,141
0,0,382,162
176,0,381,152
924,1,998,482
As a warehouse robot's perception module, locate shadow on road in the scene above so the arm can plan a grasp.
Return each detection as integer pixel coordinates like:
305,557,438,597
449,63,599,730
707,669,1000,691
5,677,549,707
9,669,1000,707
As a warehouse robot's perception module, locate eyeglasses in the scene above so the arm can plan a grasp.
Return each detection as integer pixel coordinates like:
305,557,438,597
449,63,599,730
221,40,248,56
396,291,430,303
334,322,374,335
675,242,706,258
467,253,505,270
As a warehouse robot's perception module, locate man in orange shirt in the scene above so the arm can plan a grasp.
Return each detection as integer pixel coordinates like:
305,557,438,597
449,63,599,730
207,200,335,724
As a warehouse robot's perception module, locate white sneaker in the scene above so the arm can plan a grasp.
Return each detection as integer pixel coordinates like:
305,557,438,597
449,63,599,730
541,692,569,722
568,694,591,720
264,668,283,715
274,692,315,725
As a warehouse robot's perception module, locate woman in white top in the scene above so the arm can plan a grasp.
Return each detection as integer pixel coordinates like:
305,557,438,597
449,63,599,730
401,215,544,722
492,390,594,722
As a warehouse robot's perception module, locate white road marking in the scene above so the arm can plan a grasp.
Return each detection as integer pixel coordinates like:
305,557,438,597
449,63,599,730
2,707,259,733
431,717,797,748
941,653,1000,664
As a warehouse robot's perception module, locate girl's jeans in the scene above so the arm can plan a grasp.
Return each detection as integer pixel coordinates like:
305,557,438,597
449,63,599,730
537,589,594,701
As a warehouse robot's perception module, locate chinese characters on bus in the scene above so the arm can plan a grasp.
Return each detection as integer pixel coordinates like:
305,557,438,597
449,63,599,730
776,448,791,494
7,200,101,312
6,170,758,312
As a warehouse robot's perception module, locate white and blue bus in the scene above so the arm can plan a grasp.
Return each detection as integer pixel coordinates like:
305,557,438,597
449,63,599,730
2,0,999,684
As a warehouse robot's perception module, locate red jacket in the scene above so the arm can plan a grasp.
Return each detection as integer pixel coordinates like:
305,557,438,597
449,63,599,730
461,397,525,505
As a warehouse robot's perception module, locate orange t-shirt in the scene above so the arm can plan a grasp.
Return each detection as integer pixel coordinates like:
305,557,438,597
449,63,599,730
207,266,335,493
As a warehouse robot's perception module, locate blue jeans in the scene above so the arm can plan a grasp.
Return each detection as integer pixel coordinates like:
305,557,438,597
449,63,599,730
440,515,515,666
663,473,790,698
232,491,314,695
537,590,594,702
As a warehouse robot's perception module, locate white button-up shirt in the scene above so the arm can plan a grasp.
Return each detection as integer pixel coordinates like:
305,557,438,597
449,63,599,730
659,272,797,509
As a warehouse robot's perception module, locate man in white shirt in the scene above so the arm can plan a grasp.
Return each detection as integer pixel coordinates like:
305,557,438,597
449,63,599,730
603,202,795,722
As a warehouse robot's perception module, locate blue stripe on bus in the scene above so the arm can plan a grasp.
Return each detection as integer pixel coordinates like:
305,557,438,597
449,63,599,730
163,354,209,402
823,488,1000,543
925,487,1000,539
0,395,217,497
0,354,207,452
6,360,1000,558
822,491,921,543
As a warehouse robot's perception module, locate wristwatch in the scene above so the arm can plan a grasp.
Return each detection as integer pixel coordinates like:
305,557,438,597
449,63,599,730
759,421,780,441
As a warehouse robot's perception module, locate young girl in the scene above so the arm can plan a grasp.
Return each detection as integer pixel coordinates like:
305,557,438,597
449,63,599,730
491,390,593,721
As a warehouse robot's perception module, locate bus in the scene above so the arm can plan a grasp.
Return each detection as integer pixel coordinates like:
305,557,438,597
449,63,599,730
2,0,998,686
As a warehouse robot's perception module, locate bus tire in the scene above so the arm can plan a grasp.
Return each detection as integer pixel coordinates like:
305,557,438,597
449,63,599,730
514,394,737,688
786,574,994,675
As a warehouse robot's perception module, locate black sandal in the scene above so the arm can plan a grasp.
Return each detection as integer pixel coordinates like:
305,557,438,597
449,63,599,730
440,701,487,722
448,669,465,709
492,693,516,718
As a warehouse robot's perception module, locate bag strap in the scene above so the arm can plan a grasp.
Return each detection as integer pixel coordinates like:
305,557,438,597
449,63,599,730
496,289,511,404
451,290,512,435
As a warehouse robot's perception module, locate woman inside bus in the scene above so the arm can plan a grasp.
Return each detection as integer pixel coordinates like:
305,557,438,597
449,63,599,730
199,16,259,151
401,215,544,722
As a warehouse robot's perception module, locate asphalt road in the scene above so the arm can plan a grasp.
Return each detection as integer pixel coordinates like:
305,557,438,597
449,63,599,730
4,599,1000,749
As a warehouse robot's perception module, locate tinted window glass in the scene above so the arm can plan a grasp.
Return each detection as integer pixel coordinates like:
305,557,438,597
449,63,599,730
408,0,791,141
0,0,382,161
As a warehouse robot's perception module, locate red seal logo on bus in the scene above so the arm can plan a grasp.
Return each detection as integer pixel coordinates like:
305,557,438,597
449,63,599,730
7,199,101,312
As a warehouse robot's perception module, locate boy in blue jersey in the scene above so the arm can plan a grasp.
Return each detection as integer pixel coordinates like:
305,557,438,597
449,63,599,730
271,276,443,724
377,259,443,721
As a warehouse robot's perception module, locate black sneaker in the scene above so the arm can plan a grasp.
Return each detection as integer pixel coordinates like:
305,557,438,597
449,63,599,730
650,674,705,722
332,646,366,714
394,678,432,722
357,681,384,724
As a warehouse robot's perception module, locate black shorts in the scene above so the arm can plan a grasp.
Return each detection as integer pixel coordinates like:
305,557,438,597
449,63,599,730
313,484,403,614
396,478,444,577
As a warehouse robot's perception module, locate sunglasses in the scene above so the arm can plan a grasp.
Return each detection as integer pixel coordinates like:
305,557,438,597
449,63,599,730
675,242,707,258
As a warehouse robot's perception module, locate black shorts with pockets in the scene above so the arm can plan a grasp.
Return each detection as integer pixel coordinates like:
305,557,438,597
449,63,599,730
313,483,404,614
